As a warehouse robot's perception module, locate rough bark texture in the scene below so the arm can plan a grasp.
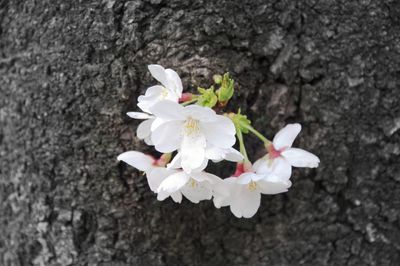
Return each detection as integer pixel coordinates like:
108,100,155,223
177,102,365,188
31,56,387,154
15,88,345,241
1,0,400,265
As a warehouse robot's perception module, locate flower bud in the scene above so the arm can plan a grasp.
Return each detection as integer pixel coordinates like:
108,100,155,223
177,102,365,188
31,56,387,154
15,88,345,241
213,74,222,84
179,93,193,103
216,73,234,104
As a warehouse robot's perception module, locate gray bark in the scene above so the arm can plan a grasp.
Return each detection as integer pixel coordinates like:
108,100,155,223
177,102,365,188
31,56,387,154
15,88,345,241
1,0,400,265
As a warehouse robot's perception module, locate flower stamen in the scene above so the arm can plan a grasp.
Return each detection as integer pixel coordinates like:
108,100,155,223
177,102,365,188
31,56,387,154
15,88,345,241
190,178,197,188
248,181,257,191
183,117,200,136
159,87,169,99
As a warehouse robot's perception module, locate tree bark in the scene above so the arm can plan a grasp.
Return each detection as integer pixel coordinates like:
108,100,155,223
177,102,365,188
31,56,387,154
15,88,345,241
1,0,400,265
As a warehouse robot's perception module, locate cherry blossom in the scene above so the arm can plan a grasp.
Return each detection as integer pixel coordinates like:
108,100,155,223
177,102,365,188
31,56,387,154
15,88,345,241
149,100,237,173
255,124,320,178
117,151,182,202
137,64,183,113
213,161,292,218
126,65,183,145
157,170,227,204
117,66,321,218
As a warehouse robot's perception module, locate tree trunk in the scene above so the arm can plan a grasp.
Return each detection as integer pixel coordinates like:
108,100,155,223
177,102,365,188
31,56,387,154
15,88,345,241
1,0,399,265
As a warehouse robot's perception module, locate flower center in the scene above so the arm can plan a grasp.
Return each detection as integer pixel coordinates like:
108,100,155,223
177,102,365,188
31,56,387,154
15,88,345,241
183,117,200,136
248,181,257,191
159,87,169,99
189,178,198,188
267,144,282,159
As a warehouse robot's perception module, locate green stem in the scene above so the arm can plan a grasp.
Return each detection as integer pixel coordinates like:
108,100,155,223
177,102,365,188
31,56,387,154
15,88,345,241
244,125,272,145
236,128,249,162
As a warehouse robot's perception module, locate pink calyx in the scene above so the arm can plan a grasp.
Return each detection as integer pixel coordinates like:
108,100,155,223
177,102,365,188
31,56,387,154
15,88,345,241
267,144,284,159
153,153,172,167
233,162,253,177
179,93,193,103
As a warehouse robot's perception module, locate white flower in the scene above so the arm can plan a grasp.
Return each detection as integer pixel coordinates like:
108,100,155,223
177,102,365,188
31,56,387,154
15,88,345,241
149,100,237,173
126,112,155,145
126,65,183,144
213,161,292,218
255,123,320,177
117,151,182,202
137,65,183,113
157,170,227,204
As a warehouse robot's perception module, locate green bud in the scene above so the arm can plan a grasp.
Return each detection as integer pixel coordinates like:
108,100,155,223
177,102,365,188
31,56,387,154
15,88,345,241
216,73,234,104
213,74,223,84
229,110,251,134
197,86,218,108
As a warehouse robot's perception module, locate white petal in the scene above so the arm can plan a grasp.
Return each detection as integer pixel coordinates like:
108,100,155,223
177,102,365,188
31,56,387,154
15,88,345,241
167,152,182,169
252,156,268,172
202,116,236,149
150,100,186,121
230,188,261,218
181,179,213,203
236,172,265,184
170,191,183,203
190,171,216,183
151,121,183,153
257,179,291,195
144,135,153,145
205,146,224,161
205,173,230,197
236,173,254,184
273,123,302,150
163,90,180,103
268,157,292,181
205,146,243,162
148,65,169,88
281,148,320,168
180,134,207,173
184,105,217,122
223,148,244,162
253,156,275,176
150,117,166,131
144,85,165,95
165,68,183,97
117,151,154,172
137,118,154,140
137,85,165,113
157,191,170,201
213,178,237,208
254,156,292,181
146,167,174,192
158,171,189,193
189,157,208,173
127,112,153,120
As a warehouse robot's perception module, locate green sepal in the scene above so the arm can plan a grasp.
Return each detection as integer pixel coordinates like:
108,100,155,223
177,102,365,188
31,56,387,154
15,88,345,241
196,86,218,108
229,110,251,134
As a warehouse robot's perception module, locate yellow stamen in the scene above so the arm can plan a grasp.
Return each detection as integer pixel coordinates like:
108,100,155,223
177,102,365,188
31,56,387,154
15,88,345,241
183,117,200,136
159,87,169,99
190,178,197,188
248,181,257,191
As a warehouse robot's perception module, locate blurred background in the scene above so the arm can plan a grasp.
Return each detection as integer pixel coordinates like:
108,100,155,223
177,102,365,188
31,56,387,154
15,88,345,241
1,0,399,265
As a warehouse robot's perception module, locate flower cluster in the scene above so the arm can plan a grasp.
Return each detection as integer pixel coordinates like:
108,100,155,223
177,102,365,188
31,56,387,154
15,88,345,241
118,65,320,218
